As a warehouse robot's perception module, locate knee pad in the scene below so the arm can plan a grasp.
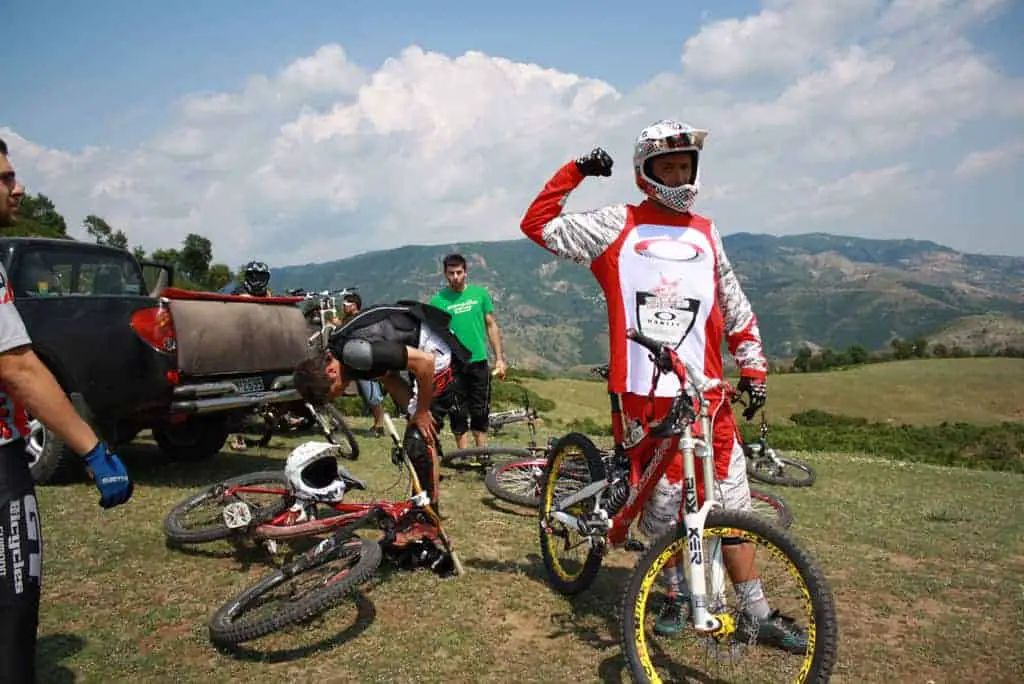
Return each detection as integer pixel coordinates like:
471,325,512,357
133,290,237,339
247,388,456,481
402,431,437,500
403,431,431,469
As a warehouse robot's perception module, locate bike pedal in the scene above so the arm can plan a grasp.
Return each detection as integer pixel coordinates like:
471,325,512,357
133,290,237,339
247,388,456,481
624,539,647,553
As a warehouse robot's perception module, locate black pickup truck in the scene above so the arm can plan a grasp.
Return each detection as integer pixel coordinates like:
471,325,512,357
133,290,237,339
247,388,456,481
0,237,314,484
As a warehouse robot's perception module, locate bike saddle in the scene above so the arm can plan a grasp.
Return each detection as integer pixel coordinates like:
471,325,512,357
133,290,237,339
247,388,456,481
337,463,367,491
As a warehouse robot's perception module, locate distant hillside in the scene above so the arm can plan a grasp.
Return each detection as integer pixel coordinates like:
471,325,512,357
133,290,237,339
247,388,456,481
272,232,1024,371
928,314,1024,355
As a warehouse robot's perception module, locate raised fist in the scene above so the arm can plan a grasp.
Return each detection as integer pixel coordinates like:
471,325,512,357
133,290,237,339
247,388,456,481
575,147,613,177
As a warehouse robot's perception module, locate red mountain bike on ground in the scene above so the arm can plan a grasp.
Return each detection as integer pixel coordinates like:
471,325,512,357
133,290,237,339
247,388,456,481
538,330,837,682
163,414,464,645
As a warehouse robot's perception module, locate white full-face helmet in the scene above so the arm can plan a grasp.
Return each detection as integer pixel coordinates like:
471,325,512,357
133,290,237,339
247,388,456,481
633,119,708,213
285,441,347,502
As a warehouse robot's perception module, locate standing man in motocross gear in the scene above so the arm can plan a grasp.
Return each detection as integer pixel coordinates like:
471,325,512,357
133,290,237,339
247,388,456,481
0,138,134,683
233,261,272,297
292,301,471,518
520,120,806,652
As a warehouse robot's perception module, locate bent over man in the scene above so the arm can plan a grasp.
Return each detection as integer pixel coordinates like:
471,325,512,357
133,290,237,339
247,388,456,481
292,301,470,518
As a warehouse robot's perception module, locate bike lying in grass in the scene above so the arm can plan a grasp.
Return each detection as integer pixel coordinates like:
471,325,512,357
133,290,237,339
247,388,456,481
438,389,543,472
163,415,464,645
538,330,837,682
737,402,817,488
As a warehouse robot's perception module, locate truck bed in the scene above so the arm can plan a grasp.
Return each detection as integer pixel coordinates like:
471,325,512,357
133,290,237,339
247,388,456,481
161,288,311,377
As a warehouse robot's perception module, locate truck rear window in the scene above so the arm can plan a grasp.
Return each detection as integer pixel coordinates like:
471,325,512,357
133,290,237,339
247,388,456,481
13,247,145,297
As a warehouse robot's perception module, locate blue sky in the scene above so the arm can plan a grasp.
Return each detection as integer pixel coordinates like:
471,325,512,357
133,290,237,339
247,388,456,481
3,0,1023,265
7,0,743,147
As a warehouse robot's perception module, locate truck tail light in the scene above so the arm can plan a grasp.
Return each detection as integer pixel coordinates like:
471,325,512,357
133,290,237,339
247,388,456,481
131,304,177,354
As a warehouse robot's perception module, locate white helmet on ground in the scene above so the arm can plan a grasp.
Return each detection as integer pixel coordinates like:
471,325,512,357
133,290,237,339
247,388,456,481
633,119,708,213
285,441,347,502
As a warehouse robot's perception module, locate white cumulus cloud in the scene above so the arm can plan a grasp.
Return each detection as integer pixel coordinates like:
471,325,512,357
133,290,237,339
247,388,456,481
2,0,1023,267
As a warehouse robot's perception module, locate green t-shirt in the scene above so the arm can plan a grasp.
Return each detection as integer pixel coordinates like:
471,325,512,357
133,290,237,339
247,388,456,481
430,284,493,363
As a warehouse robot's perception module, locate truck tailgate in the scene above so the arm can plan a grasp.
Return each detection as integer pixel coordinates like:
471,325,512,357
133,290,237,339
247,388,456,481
167,296,311,376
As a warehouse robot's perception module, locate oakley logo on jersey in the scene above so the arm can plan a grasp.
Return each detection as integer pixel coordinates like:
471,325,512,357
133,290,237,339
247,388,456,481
636,292,701,347
633,235,705,263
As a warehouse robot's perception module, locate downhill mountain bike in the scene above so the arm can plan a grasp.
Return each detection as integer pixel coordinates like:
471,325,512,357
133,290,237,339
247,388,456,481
201,413,464,645
486,364,794,529
737,403,817,488
538,330,837,682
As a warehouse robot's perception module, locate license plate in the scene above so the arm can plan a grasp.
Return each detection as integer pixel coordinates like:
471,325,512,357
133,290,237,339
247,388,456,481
234,376,265,394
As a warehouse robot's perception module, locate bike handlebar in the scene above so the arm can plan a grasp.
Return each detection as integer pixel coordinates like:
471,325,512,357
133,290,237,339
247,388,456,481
625,328,722,394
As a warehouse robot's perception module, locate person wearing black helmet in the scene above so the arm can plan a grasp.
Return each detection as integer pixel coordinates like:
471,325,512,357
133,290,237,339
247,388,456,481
233,261,273,297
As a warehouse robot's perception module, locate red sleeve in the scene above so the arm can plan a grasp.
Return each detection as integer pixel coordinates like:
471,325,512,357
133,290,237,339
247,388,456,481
520,161,585,251
519,162,626,265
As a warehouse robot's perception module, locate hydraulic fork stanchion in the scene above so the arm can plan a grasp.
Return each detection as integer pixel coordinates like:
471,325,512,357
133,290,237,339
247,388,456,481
381,413,466,577
626,328,726,634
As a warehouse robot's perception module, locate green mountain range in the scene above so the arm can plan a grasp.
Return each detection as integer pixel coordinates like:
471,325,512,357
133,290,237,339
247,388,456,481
272,233,1024,371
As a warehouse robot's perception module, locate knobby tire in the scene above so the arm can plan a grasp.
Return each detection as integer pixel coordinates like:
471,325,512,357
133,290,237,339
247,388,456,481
208,536,382,645
619,509,838,683
164,471,291,545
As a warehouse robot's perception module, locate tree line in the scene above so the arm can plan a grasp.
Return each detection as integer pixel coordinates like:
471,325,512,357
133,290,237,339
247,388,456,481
778,336,1024,374
5,190,241,292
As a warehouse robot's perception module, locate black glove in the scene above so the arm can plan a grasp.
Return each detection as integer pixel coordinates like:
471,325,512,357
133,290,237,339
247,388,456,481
575,147,613,177
736,376,767,420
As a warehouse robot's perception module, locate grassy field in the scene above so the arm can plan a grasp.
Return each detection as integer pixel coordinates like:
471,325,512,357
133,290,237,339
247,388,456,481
33,358,1024,683
528,357,1024,427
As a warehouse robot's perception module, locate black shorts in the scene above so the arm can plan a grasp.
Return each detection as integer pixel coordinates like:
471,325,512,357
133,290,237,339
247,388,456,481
451,360,492,434
0,440,42,684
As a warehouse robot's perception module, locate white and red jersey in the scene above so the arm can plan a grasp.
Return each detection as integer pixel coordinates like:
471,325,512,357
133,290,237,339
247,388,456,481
520,161,767,398
0,263,32,446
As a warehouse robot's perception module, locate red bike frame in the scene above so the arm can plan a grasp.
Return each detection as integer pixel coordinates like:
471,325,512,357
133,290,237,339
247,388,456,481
551,330,728,548
215,418,448,549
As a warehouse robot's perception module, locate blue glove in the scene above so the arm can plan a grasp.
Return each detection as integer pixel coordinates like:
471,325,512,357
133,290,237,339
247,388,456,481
85,442,134,509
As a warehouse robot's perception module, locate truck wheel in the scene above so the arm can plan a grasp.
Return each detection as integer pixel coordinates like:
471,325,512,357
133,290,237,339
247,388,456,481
26,416,84,485
153,415,231,461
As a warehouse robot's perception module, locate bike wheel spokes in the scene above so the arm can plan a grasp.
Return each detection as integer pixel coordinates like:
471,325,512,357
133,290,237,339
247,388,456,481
208,537,383,645
164,471,292,545
621,510,838,683
538,433,608,596
485,459,547,508
749,488,795,529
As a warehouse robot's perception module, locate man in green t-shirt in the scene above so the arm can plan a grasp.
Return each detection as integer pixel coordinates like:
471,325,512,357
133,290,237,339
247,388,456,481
430,253,507,448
